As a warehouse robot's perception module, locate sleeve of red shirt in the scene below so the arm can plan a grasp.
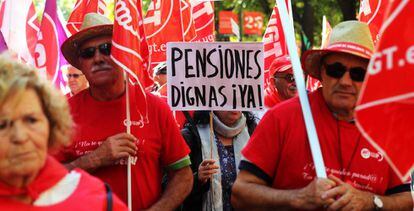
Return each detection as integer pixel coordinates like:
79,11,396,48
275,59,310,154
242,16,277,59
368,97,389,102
156,97,191,169
385,166,411,194
241,109,283,180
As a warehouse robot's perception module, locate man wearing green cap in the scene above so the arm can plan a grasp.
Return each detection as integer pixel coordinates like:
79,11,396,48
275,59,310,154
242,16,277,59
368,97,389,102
232,21,412,210
57,13,193,210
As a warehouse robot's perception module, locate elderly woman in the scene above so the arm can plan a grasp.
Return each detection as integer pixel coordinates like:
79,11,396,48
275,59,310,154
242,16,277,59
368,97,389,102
181,111,257,211
0,54,127,210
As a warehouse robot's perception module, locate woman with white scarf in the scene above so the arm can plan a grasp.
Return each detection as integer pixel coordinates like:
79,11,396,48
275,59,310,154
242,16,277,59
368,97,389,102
181,111,257,211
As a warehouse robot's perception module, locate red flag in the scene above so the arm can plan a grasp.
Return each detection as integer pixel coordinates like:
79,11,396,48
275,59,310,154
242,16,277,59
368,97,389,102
67,0,106,35
355,0,414,181
181,0,196,41
144,0,186,70
306,75,321,92
191,1,214,42
111,0,150,123
359,0,389,44
320,15,332,49
262,6,288,86
35,0,69,90
0,0,39,64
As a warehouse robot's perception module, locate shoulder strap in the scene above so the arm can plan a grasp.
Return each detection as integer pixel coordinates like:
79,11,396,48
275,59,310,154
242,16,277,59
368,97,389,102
105,183,113,211
183,111,199,139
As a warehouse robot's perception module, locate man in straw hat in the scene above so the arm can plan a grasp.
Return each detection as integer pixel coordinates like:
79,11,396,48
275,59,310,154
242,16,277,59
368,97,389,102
56,13,193,210
232,21,412,210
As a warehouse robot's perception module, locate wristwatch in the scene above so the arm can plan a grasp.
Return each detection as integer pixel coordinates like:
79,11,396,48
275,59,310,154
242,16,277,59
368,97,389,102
373,195,383,210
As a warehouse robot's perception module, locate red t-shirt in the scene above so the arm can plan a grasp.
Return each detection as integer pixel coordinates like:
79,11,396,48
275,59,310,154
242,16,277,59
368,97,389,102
0,156,127,210
242,89,404,194
264,85,282,109
57,85,190,210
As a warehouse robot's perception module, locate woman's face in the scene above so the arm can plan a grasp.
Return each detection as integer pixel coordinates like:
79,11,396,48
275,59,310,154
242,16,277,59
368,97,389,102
214,111,242,127
0,89,50,185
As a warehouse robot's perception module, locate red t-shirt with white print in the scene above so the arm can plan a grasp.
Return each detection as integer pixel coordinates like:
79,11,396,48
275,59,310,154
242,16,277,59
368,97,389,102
242,89,405,195
56,85,190,210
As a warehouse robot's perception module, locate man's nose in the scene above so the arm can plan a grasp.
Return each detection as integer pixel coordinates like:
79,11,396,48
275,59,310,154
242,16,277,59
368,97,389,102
338,71,353,86
92,49,106,64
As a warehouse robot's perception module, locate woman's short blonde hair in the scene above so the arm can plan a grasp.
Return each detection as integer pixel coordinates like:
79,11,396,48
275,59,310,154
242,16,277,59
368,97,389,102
0,53,73,151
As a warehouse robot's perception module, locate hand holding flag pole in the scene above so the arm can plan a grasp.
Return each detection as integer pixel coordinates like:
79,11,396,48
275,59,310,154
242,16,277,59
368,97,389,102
276,0,327,178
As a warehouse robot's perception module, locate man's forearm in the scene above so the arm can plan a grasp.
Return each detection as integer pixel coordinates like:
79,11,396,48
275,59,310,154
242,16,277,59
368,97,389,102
232,180,301,210
64,151,102,172
149,167,193,211
381,192,413,210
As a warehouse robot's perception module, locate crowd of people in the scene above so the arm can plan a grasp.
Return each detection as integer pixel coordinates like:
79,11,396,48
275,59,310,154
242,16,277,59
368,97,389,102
0,12,412,211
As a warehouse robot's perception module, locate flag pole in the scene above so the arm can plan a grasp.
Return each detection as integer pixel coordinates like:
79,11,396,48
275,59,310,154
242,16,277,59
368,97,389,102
276,0,327,178
124,71,132,210
209,111,215,208
287,0,294,29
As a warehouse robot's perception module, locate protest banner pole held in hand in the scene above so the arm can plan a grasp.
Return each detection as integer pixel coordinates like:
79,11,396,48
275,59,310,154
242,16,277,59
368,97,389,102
112,0,152,209
276,0,327,178
124,71,132,211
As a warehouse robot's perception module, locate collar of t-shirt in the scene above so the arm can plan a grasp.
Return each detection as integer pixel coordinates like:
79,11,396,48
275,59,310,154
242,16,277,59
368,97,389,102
0,156,68,201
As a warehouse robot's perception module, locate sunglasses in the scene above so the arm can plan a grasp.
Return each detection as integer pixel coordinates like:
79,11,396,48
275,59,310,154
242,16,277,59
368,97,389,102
324,62,366,82
66,73,84,79
79,43,111,59
274,74,295,83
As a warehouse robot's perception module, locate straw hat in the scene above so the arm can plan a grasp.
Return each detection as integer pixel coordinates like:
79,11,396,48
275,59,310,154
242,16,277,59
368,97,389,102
301,21,374,80
61,13,113,69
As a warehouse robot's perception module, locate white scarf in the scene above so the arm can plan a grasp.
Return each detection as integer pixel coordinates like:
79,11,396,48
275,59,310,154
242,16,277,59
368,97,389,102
198,114,250,211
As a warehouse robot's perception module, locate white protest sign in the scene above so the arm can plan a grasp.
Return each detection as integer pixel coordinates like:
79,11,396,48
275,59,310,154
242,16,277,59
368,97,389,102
167,42,264,111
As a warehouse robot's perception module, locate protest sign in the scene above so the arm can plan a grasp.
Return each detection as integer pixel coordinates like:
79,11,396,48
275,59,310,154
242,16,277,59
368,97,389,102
218,11,238,35
243,11,264,35
167,42,264,111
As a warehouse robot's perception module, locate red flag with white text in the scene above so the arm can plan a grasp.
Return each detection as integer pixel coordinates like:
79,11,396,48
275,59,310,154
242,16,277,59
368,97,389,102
355,0,414,181
35,0,69,91
0,0,39,64
181,0,196,41
67,0,106,35
191,0,215,42
111,0,149,124
306,76,321,92
262,6,288,86
144,0,187,71
359,0,389,44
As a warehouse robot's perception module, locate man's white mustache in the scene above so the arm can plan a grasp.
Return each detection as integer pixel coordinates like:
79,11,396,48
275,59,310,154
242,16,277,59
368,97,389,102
91,64,113,72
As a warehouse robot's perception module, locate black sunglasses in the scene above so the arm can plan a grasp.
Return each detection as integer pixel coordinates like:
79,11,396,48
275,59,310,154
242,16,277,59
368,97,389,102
274,74,295,83
323,62,366,82
66,73,83,79
79,43,112,59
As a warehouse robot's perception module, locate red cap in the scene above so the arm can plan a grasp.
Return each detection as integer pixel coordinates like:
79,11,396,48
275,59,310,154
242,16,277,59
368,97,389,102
269,56,292,77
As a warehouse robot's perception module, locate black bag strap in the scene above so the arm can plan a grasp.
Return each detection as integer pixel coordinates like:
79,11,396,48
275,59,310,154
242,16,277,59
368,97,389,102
183,111,198,137
105,183,113,211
